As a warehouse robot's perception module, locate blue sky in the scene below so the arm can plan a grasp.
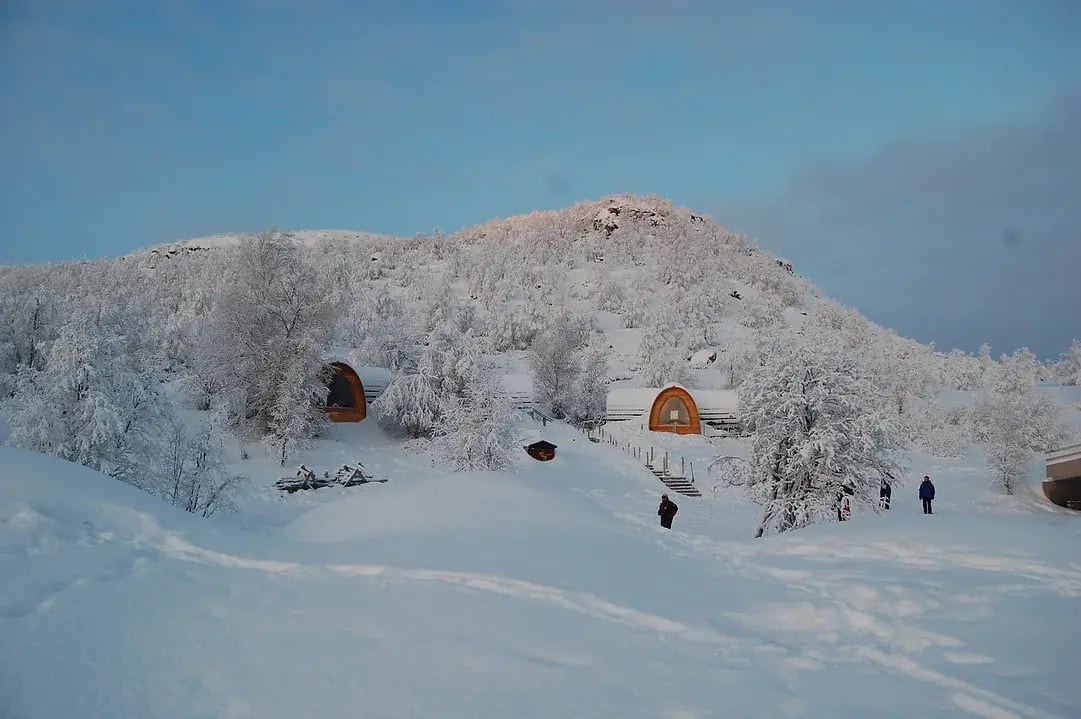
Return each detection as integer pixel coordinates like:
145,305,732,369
1,0,1079,357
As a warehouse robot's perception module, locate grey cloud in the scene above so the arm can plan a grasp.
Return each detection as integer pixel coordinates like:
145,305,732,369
723,89,1081,359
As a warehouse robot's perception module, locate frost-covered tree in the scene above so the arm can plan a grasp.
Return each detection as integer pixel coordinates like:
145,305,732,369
941,348,983,390
194,229,340,448
337,285,414,369
0,279,56,379
410,273,457,336
638,321,689,387
160,413,240,517
373,370,442,438
437,372,518,471
1052,340,1081,387
7,318,168,487
373,319,478,438
738,338,905,537
569,345,609,425
620,294,648,329
974,348,1067,494
264,350,332,465
530,323,582,419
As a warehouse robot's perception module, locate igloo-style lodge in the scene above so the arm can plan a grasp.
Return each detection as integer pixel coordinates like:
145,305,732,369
605,384,740,435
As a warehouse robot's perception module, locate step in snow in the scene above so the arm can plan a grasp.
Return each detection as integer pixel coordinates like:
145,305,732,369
658,475,701,497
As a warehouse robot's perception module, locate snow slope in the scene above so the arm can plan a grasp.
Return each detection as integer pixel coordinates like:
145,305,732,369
3,416,1080,719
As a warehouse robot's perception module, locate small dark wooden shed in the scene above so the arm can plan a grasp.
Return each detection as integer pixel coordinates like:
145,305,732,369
525,440,557,462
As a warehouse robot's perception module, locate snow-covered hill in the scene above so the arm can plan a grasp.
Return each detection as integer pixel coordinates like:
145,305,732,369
3,193,1080,718
3,417,1080,719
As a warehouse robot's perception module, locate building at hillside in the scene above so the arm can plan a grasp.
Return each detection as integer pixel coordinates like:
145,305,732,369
320,362,368,422
606,385,739,436
1043,442,1081,510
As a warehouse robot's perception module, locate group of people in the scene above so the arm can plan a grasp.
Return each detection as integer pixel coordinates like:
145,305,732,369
656,475,937,529
876,475,935,514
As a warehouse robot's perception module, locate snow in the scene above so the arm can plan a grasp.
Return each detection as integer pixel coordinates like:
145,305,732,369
689,347,717,368
4,416,1081,719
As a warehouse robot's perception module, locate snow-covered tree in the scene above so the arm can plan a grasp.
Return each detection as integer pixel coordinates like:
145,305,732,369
0,279,56,378
409,273,457,336
569,345,609,426
638,322,689,387
529,323,582,419
619,293,648,329
194,229,341,448
437,372,518,471
337,286,414,369
373,370,442,438
160,412,240,517
738,338,906,537
1052,340,1081,386
7,318,168,487
373,319,479,438
974,348,1067,494
264,351,332,465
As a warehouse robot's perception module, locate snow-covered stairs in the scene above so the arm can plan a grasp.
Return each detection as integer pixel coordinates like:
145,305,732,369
649,469,701,497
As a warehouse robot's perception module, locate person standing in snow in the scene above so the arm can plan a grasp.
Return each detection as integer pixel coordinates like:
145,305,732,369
880,479,892,510
836,482,854,521
658,494,678,529
919,475,935,514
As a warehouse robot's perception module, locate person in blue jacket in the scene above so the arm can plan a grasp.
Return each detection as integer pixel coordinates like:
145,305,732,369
919,475,935,514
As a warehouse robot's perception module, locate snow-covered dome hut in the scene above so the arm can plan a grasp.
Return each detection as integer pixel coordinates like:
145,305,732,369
320,362,367,423
606,385,739,436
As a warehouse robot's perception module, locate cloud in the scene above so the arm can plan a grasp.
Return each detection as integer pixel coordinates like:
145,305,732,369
724,88,1081,359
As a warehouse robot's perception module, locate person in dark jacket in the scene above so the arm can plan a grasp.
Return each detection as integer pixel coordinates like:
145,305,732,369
919,475,935,514
880,479,892,510
658,494,678,529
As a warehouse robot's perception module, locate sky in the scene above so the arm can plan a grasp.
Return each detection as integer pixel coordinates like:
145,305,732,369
1,0,1079,358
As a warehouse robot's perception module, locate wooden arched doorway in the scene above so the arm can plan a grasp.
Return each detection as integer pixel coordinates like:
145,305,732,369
321,362,367,422
648,386,701,435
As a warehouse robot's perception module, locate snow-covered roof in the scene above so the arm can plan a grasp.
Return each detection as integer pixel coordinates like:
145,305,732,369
320,350,394,386
606,385,738,412
352,366,394,387
1047,442,1081,465
691,390,739,412
607,387,669,409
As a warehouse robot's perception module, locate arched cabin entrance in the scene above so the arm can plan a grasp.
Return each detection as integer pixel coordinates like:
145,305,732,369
648,386,701,435
321,362,367,422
